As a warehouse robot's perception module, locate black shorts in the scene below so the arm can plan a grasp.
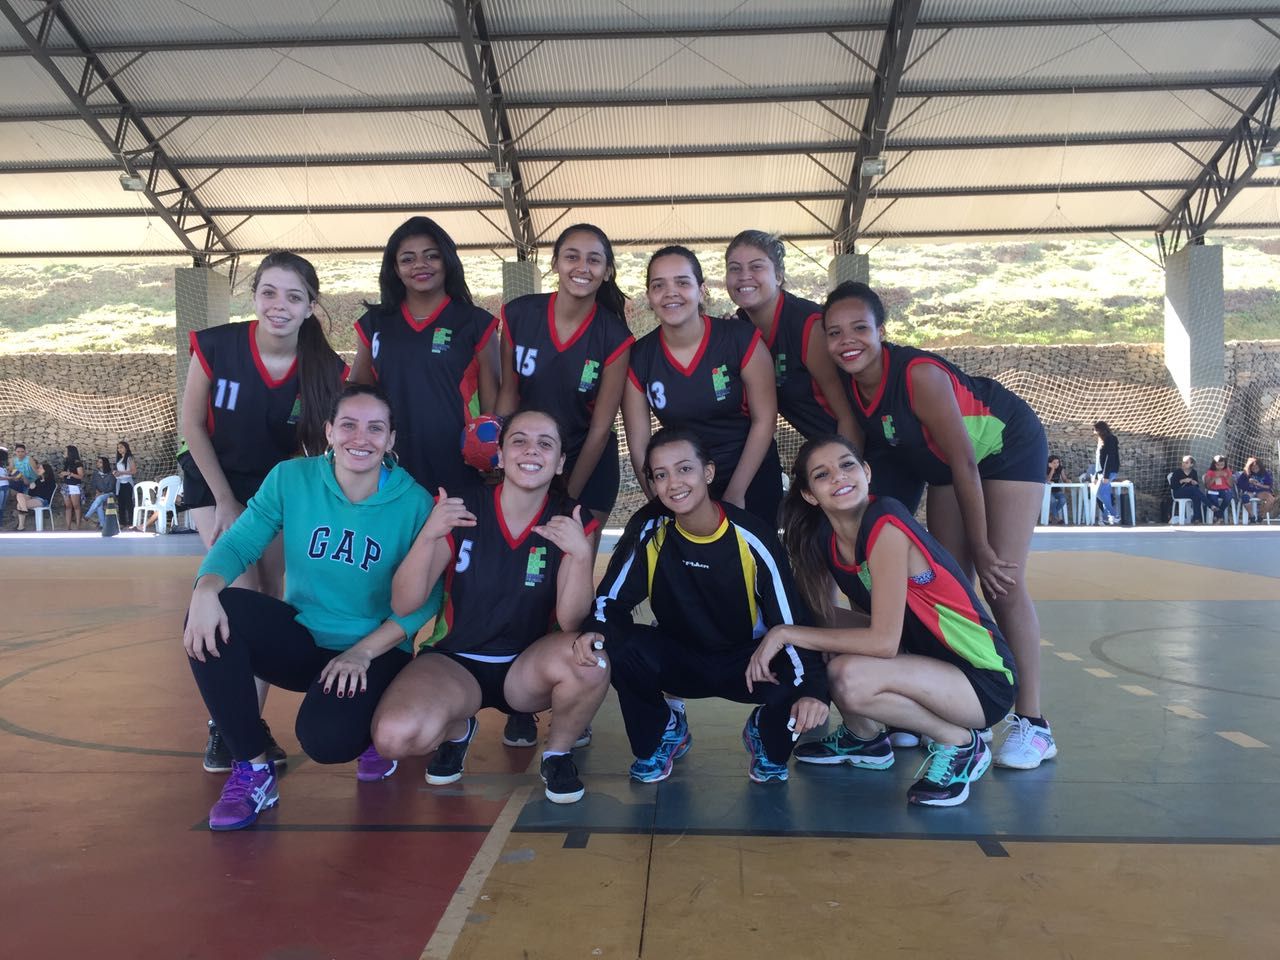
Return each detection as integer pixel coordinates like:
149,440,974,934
977,404,1049,485
962,664,1018,730
568,431,620,517
422,649,517,714
178,450,267,509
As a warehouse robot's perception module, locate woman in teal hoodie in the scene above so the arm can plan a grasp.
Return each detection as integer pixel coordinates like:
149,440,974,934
184,383,442,831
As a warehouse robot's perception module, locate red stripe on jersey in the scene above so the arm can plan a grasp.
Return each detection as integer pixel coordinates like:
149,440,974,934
247,320,298,388
627,368,644,392
659,315,712,377
582,515,601,539
457,354,480,423
604,335,634,367
188,329,213,380
850,342,892,417
339,362,352,383
400,297,451,333
801,308,835,417
741,327,764,368
765,293,784,349
828,530,858,573
475,313,499,352
547,292,596,352
353,321,371,350
903,355,992,464
494,482,550,549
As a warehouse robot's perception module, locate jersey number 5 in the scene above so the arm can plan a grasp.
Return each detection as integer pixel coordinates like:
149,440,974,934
514,345,538,376
213,378,240,411
455,538,473,572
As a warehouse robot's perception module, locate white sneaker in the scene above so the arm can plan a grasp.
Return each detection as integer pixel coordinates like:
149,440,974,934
994,714,1057,769
886,728,921,748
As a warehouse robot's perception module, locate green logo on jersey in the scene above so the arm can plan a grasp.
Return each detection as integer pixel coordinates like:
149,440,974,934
286,393,302,425
774,352,788,385
881,414,898,445
524,546,548,586
578,359,601,393
431,328,452,354
711,364,731,401
857,565,872,593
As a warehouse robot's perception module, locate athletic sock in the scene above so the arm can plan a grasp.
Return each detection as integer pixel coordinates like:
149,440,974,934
250,762,271,772
542,750,568,761
1021,714,1049,729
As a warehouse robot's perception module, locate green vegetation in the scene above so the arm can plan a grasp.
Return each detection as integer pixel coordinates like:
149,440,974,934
1,235,1278,354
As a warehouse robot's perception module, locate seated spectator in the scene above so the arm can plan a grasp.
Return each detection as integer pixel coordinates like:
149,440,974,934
1046,456,1068,524
1169,456,1206,524
1202,455,1236,524
83,457,116,528
0,446,9,523
1237,457,1277,519
14,461,56,531
7,442,35,494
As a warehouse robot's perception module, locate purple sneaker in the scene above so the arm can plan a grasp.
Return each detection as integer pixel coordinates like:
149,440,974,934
356,744,398,782
209,761,278,831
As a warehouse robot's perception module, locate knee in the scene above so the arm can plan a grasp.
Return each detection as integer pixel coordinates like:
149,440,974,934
828,658,877,712
371,707,441,759
296,721,364,765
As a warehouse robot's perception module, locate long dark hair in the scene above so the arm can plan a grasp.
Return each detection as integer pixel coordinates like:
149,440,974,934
780,434,865,626
1094,420,1115,442
116,440,134,466
366,216,473,311
823,281,886,329
252,251,343,457
642,426,712,481
96,456,111,475
554,223,628,320
65,444,81,465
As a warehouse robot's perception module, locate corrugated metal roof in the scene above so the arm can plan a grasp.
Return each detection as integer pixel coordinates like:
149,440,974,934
862,190,1182,234
188,163,497,209
0,170,135,211
0,59,76,112
219,210,513,251
532,201,840,249
0,215,187,253
0,120,112,165
1219,180,1280,226
923,0,1280,19
487,0,891,33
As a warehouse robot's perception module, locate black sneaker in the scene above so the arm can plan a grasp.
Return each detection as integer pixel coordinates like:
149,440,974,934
794,725,895,769
203,720,232,773
907,731,992,807
540,753,585,804
502,712,538,747
427,716,478,785
261,719,288,769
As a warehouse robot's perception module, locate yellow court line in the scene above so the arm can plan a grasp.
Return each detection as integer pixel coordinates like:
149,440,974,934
1216,731,1270,749
1119,684,1156,696
1083,667,1116,678
1165,704,1207,720
1054,652,1082,661
1040,639,1054,646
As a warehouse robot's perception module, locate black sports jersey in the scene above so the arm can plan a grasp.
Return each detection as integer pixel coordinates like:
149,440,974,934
424,483,599,657
189,321,348,477
844,343,1045,487
737,290,836,439
501,292,633,460
355,299,497,492
629,315,771,485
824,497,1016,687
594,499,826,699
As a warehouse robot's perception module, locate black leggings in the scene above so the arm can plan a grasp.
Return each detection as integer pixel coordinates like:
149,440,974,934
187,588,411,764
604,621,813,763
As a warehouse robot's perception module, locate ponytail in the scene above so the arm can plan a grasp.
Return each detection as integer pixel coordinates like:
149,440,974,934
295,313,343,456
780,484,834,626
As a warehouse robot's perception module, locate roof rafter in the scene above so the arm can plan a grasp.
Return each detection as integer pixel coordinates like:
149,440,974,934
1157,63,1280,259
449,0,537,260
0,0,236,266
837,0,922,253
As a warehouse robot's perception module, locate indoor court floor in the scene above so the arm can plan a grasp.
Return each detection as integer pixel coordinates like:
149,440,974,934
2,526,1277,959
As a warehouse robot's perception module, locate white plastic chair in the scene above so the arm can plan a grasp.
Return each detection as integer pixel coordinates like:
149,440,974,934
131,481,159,530
150,475,183,534
1167,472,1192,525
32,486,59,531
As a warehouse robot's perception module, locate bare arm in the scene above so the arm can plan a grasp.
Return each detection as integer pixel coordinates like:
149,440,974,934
803,316,859,444
390,493,474,616
566,346,629,500
621,378,653,498
349,338,375,384
722,341,778,508
181,355,240,541
495,322,520,418
476,326,500,415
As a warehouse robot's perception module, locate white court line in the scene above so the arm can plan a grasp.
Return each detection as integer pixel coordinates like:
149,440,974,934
1216,731,1270,749
1039,639,1054,646
1053,651,1082,661
1165,704,1207,720
420,780,535,960
1119,684,1156,697
1083,667,1116,678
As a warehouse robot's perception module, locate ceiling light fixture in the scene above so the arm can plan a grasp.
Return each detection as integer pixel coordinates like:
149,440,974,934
118,172,146,191
860,157,886,177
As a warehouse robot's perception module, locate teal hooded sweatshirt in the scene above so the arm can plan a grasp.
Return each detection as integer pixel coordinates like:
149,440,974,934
197,455,441,652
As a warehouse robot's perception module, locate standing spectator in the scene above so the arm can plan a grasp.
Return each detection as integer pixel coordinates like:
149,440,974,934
60,445,85,530
8,442,36,494
1237,457,1277,519
14,461,56,531
1169,455,1206,523
1202,455,1236,524
1080,421,1121,525
0,447,9,524
1046,456,1068,524
114,441,137,531
83,456,115,528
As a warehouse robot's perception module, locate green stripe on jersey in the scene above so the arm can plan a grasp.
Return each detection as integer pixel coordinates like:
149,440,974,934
935,603,1013,683
963,414,1007,464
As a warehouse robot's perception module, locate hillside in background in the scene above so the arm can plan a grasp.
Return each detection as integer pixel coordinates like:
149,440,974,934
2,236,1279,355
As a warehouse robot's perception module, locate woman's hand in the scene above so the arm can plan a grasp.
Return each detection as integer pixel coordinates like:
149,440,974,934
183,584,229,662
570,630,608,670
722,489,747,510
745,627,787,693
534,505,591,562
319,648,374,698
423,488,477,541
973,542,1018,598
209,499,245,545
789,697,830,737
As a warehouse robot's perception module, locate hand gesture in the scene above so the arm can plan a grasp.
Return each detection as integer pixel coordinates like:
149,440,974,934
974,543,1017,599
423,487,477,540
745,627,786,693
318,647,373,698
534,504,590,561
789,697,829,738
183,585,229,662
570,630,608,670
210,499,245,545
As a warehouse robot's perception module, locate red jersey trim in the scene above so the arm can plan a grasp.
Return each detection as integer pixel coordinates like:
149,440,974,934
765,293,784,349
353,321,372,350
582,516,602,539
742,327,764,368
494,483,551,550
605,336,635,367
659,315,712,377
802,311,836,417
339,362,352,383
852,342,891,417
476,313,499,352
188,329,213,380
548,292,597,352
400,297,451,333
903,355,961,465
627,368,644,392
829,530,859,573
247,320,298,388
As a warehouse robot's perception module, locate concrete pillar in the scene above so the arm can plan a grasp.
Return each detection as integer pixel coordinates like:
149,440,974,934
174,267,230,434
502,260,540,303
1163,244,1226,466
828,252,870,288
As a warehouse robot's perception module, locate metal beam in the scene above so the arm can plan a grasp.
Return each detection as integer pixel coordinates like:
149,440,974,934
449,0,537,260
836,0,921,253
1,7,1276,56
1157,64,1280,259
0,0,234,265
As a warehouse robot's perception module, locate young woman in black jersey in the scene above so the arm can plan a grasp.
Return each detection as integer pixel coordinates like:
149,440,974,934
372,409,608,804
180,251,348,775
623,246,783,523
824,282,1053,771
350,216,499,493
593,428,828,785
725,230,856,442
756,436,1017,806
